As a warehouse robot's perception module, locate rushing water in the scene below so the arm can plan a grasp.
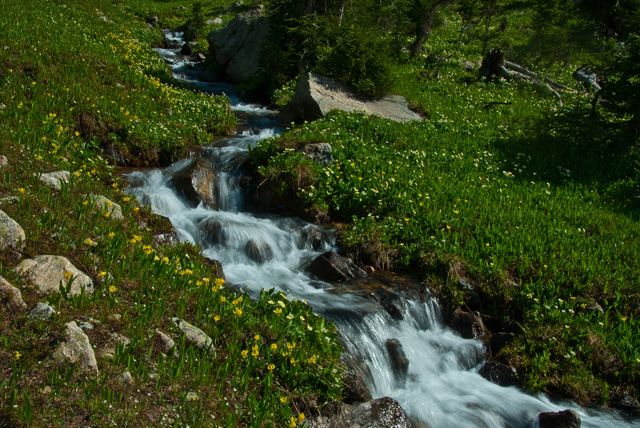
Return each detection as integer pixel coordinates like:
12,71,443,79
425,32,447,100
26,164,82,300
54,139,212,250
123,30,637,428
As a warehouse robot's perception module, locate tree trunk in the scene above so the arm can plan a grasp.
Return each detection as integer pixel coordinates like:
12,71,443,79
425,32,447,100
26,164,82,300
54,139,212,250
409,0,452,59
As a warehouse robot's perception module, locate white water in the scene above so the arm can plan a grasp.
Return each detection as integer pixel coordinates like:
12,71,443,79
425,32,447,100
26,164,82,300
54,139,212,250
123,32,638,428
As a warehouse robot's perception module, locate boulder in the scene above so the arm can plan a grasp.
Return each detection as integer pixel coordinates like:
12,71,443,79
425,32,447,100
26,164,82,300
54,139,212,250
200,218,225,244
301,143,333,166
17,255,94,296
89,194,124,220
39,170,70,190
315,397,411,428
117,370,133,385
385,339,409,387
28,302,55,320
538,409,581,428
180,42,193,56
0,209,26,252
169,157,217,209
206,17,224,25
0,155,8,168
172,317,215,355
479,360,519,387
206,9,269,83
281,73,422,125
155,329,176,354
450,308,491,342
341,356,373,404
308,251,367,282
0,275,26,310
245,239,274,263
53,321,99,375
153,231,180,247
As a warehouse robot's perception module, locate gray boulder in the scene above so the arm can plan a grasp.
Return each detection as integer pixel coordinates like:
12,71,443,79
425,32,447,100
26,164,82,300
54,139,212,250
281,73,422,125
54,321,99,375
385,339,409,388
312,397,411,428
207,9,269,83
301,143,333,166
155,329,176,354
89,194,124,220
0,209,25,252
169,157,217,209
0,275,26,310
17,255,94,296
39,171,70,191
308,251,367,282
479,360,519,387
172,317,215,355
29,302,55,320
245,239,274,263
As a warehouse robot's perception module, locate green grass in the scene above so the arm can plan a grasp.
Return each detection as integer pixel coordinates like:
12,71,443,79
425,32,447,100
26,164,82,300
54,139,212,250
0,0,343,426
250,9,640,406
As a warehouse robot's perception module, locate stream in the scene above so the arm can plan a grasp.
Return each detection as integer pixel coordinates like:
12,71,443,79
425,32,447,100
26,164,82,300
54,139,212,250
123,30,636,428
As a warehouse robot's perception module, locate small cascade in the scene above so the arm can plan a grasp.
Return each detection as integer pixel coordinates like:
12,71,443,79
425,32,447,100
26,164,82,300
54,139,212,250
121,30,638,428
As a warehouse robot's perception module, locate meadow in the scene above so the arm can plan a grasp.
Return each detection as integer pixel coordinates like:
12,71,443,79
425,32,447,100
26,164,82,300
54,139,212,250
0,0,342,426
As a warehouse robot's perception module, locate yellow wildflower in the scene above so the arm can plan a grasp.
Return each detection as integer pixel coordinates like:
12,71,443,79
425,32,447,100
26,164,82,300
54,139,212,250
14,351,21,360
267,364,275,371
241,350,248,357
254,335,260,341
270,343,277,350
280,396,288,403
108,285,117,293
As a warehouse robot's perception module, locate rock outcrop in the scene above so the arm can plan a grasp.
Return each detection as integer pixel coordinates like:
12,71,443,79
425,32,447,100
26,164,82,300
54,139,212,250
308,251,367,282
281,73,422,125
17,255,94,296
312,397,411,428
0,209,26,252
169,157,217,209
54,321,99,375
40,170,70,190
207,9,269,83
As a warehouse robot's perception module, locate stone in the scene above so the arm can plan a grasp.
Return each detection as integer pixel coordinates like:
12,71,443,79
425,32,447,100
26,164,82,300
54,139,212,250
245,239,274,263
117,371,133,385
181,42,193,56
301,143,333,166
77,321,94,331
479,360,519,387
0,155,8,168
155,329,176,354
341,356,373,404
0,209,26,252
169,157,217,209
308,251,367,282
490,332,515,355
318,397,411,428
385,339,409,388
230,1,243,11
111,332,131,347
89,194,124,220
207,9,270,83
54,321,99,375
200,218,225,244
147,15,159,25
153,231,180,247
28,302,55,320
450,308,491,342
461,60,476,73
192,53,206,62
206,17,223,25
17,255,94,296
281,73,422,125
172,317,215,355
538,409,581,428
0,275,26,310
186,391,199,401
610,395,640,417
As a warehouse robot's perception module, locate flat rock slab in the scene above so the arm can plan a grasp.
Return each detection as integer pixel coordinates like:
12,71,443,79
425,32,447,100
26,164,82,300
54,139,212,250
40,171,70,190
172,317,214,355
54,321,99,375
0,275,26,310
89,194,123,220
17,255,94,296
282,73,422,125
0,209,26,252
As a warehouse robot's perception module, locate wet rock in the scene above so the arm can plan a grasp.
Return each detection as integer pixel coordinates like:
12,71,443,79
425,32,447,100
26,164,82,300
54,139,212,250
17,255,94,296
172,317,215,355
385,339,409,387
341,357,373,404
450,308,491,343
538,409,581,428
0,155,8,168
53,321,99,375
155,329,176,354
490,332,515,355
0,209,26,252
39,171,70,191
181,42,193,56
479,360,519,387
192,53,206,62
117,370,133,385
326,397,411,428
0,275,26,310
207,9,269,83
300,226,325,251
146,15,159,25
89,194,124,220
200,218,225,244
245,239,274,263
308,251,367,282
301,143,333,166
29,302,55,320
169,157,217,209
281,73,422,125
610,395,640,417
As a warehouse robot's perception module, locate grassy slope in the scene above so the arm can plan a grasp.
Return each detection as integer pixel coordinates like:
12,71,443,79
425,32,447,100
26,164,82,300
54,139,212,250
0,1,342,426
251,8,640,406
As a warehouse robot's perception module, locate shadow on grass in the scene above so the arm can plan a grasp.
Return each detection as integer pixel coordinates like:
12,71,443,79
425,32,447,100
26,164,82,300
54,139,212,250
493,106,640,219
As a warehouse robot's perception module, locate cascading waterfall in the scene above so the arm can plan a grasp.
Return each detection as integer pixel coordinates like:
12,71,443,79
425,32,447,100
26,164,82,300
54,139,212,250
123,30,637,427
